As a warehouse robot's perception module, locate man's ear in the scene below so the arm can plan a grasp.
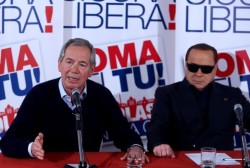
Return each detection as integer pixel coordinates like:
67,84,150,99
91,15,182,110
58,58,61,72
88,67,95,77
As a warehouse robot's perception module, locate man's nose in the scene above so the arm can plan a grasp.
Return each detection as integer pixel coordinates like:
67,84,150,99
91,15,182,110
71,62,80,72
196,68,203,75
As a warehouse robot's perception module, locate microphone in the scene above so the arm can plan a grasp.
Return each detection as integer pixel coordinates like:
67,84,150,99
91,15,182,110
72,88,82,113
233,104,250,167
234,104,243,127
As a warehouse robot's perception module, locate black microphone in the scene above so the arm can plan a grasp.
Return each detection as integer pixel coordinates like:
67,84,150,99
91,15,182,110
234,104,243,127
72,88,82,113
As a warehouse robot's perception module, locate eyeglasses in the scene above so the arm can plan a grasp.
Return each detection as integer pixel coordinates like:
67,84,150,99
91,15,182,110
186,63,215,74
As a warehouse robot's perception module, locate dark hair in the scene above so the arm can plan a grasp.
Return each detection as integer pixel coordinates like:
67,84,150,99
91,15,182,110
185,43,218,63
59,38,96,69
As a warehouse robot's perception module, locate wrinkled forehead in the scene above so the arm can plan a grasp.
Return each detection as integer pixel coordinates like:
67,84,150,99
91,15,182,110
187,49,215,65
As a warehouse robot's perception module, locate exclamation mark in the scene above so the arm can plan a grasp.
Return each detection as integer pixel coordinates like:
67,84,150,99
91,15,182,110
168,4,176,30
156,63,165,86
45,6,53,33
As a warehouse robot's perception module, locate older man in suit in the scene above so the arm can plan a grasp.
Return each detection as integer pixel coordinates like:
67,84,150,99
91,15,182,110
146,43,250,158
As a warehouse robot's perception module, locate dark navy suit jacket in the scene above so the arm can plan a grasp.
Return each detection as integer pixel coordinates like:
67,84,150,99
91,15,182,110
147,78,250,151
0,78,143,158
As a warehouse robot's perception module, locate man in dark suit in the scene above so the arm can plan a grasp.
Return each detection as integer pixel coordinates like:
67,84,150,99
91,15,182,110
0,38,149,163
146,43,250,158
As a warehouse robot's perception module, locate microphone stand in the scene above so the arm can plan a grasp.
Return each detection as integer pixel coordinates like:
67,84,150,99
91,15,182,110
65,108,96,168
228,124,250,168
231,104,250,167
238,125,250,168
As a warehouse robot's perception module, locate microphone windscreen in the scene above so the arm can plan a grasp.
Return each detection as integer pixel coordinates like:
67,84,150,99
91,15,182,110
234,103,243,126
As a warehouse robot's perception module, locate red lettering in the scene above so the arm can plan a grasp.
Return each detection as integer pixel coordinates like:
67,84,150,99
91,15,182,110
16,44,38,71
0,48,15,75
109,43,137,69
94,48,107,73
235,50,250,75
96,40,162,71
216,52,234,77
139,40,161,65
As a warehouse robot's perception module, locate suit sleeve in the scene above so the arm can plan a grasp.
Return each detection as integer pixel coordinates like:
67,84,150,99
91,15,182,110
146,86,172,152
0,89,40,158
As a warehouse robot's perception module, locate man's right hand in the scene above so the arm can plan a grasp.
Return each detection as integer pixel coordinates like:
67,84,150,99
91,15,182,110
153,144,175,158
31,132,45,160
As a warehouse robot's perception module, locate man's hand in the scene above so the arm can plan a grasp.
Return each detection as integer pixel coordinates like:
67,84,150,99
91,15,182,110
153,144,175,158
31,132,45,160
120,145,150,164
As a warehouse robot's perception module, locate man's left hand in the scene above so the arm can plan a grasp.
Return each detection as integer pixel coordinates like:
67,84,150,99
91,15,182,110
120,145,150,164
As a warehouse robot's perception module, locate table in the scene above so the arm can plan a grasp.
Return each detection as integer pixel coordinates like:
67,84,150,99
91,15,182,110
0,151,244,168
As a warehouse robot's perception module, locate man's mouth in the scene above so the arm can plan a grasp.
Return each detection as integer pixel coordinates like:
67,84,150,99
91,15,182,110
68,76,78,81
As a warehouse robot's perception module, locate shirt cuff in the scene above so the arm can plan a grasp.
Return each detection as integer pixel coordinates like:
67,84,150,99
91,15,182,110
130,144,144,151
28,142,35,157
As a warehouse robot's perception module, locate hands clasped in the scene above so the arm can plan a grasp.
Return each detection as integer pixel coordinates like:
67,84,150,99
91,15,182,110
120,145,150,165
